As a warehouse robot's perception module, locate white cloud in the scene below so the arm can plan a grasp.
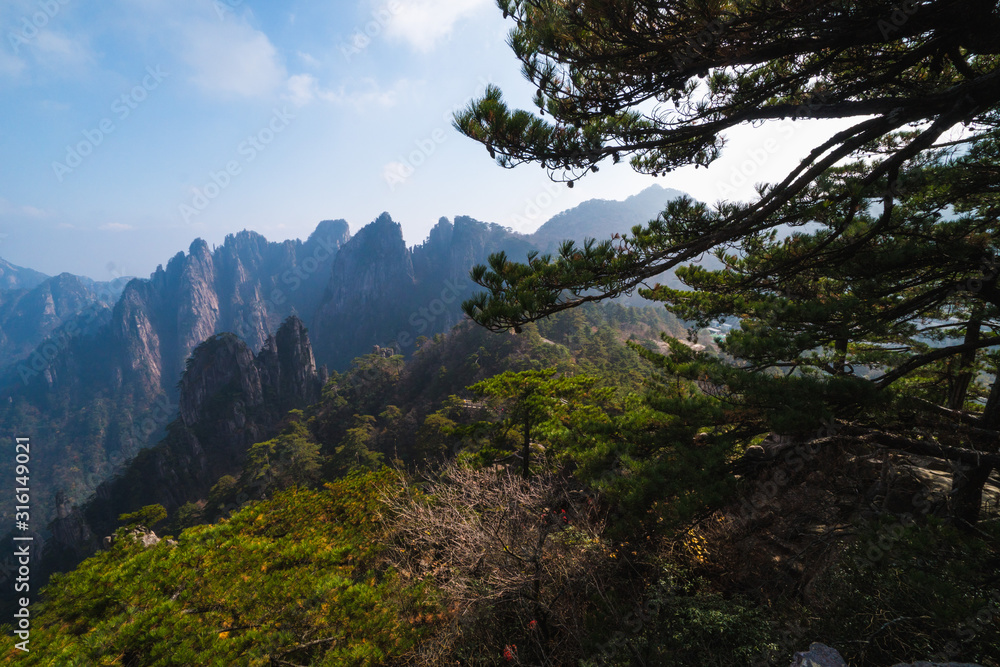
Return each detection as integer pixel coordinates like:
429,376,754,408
0,28,90,76
284,74,411,110
285,73,318,107
383,0,491,52
181,19,286,98
99,223,134,231
20,205,47,218
381,160,412,189
0,198,50,218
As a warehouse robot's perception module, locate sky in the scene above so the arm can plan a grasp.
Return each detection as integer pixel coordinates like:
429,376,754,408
0,0,851,281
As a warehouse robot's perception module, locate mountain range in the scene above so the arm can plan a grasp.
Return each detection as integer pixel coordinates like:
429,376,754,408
0,184,688,541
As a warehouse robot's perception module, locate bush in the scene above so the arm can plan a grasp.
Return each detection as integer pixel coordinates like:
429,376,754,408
0,469,439,666
808,517,1000,666
582,564,778,667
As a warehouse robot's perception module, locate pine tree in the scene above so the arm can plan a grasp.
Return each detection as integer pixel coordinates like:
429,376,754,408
457,2,1000,525
469,369,607,477
457,0,1000,328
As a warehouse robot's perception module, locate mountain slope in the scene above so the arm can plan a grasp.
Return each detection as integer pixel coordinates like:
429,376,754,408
528,184,722,301
312,213,537,368
0,257,48,291
0,272,128,368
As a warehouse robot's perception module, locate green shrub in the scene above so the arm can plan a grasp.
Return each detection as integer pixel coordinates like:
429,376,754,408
808,517,1000,666
583,565,778,667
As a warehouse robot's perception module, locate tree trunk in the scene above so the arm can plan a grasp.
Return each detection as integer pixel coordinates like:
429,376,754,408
951,358,999,527
951,462,992,526
981,365,1000,431
947,315,981,410
833,336,849,374
522,416,531,478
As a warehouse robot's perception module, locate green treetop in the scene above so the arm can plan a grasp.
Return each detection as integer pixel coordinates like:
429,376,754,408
469,368,609,477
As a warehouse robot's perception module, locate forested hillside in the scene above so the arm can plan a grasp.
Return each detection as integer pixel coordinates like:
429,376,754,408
2,300,997,665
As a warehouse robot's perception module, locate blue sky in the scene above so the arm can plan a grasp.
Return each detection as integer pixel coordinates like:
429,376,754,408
0,0,848,280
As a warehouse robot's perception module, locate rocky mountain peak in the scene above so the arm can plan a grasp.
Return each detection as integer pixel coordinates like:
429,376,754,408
308,219,351,247
311,215,415,368
179,332,260,427
179,315,321,427
188,237,212,257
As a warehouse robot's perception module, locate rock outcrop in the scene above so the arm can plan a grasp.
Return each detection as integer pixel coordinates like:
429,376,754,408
312,213,416,369
787,643,984,667
44,315,322,576
102,527,166,550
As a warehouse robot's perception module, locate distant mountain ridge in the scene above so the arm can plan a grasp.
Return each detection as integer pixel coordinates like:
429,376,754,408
527,184,717,301
312,213,536,368
0,262,130,368
528,184,687,251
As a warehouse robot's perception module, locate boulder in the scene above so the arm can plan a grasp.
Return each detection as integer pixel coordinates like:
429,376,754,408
790,643,847,667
